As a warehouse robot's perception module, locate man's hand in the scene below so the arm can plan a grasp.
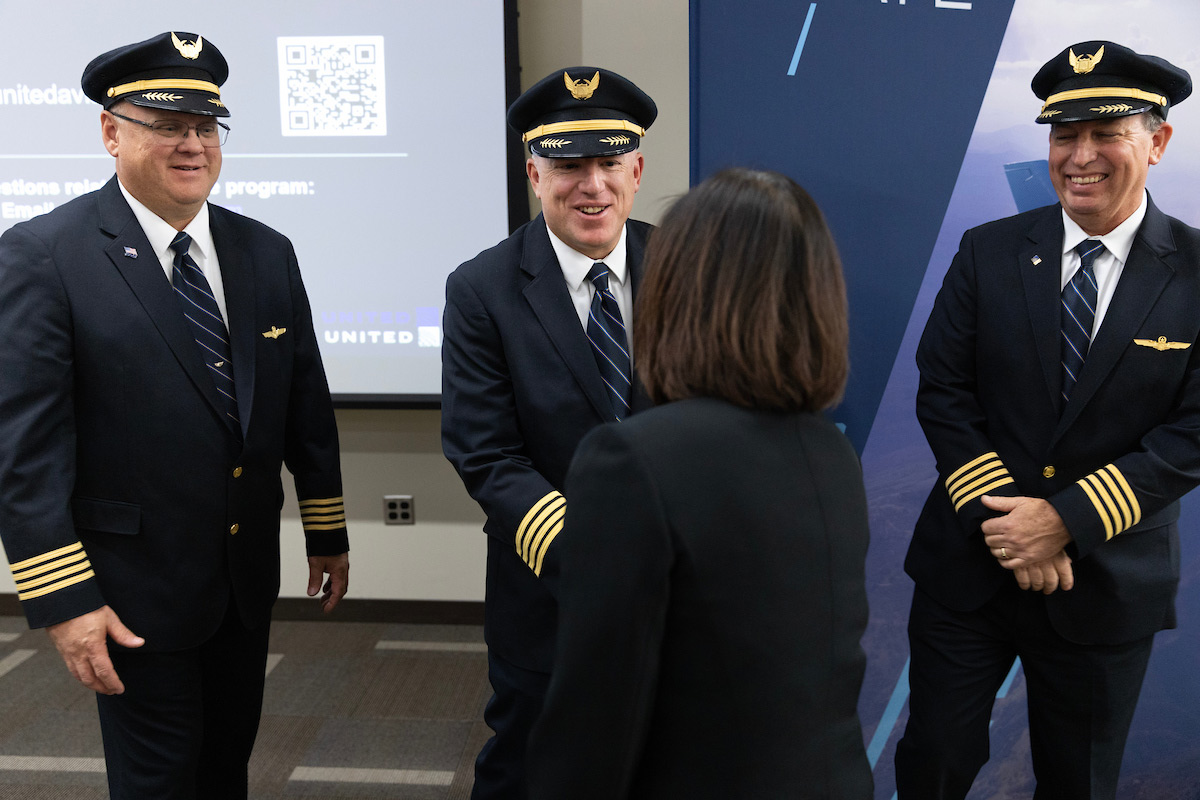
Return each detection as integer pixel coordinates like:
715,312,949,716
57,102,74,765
46,606,143,695
1013,551,1075,594
981,495,1072,566
307,552,349,613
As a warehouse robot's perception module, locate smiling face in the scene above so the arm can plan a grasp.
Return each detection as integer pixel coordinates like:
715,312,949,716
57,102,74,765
527,150,643,259
1048,114,1172,235
101,103,222,230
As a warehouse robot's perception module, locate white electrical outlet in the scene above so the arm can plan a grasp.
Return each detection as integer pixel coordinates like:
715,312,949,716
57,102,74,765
383,494,414,525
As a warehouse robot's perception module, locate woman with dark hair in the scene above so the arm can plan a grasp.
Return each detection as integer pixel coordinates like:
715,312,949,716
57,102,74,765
526,168,873,799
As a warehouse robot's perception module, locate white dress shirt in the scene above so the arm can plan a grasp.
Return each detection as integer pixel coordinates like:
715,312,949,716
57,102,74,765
118,180,229,325
1059,191,1148,337
546,224,633,355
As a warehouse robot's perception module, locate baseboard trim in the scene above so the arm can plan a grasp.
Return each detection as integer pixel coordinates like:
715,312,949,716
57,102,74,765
0,594,485,626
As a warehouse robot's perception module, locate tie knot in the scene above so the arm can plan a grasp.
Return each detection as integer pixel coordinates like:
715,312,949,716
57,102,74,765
587,261,610,291
170,231,193,257
1074,239,1104,268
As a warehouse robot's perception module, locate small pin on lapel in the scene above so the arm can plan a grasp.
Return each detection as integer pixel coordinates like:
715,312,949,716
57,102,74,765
124,246,138,258
1032,255,1042,265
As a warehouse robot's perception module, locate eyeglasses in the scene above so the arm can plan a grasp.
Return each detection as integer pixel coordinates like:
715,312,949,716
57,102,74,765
108,110,230,147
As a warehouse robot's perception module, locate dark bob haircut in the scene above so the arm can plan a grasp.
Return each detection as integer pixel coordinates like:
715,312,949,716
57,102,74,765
634,168,848,412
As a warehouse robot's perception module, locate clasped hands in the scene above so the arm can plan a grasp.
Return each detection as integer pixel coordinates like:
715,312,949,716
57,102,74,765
980,495,1074,595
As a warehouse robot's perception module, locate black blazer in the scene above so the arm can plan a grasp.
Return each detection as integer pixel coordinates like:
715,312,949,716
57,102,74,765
527,398,873,799
0,177,347,649
441,214,652,671
908,197,1200,645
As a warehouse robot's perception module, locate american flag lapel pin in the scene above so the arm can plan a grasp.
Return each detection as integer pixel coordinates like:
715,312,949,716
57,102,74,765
1031,255,1042,265
123,246,138,258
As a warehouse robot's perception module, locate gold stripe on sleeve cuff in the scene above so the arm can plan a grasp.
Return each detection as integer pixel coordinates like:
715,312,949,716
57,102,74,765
946,452,1015,512
300,496,346,532
516,491,566,576
1078,464,1142,541
10,542,95,602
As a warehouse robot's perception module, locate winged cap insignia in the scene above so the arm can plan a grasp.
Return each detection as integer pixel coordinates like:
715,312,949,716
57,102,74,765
564,70,600,100
171,32,204,60
1069,45,1104,75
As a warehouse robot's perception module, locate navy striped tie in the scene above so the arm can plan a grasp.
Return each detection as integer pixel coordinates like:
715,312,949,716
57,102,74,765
1061,240,1102,404
170,231,238,424
585,262,631,420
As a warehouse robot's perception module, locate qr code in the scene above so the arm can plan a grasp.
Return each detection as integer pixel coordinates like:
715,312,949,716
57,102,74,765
277,36,387,137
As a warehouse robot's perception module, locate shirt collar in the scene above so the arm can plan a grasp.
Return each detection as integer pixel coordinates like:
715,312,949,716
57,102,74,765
545,223,629,291
116,178,214,261
1060,191,1147,265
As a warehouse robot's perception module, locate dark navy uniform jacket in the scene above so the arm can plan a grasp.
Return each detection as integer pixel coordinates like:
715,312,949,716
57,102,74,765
0,177,348,649
528,398,873,799
441,213,652,672
908,197,1200,645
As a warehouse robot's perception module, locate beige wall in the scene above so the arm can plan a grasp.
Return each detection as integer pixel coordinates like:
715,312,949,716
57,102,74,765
0,0,690,603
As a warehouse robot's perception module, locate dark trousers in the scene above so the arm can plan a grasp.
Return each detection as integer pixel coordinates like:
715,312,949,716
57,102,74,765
96,597,271,800
471,649,551,800
895,584,1154,800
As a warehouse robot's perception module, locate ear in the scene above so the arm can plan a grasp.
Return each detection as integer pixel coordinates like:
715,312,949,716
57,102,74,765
1148,121,1173,165
101,111,120,157
526,156,543,199
630,151,644,193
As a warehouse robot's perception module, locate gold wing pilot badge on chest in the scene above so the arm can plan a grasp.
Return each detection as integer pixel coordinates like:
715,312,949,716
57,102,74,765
1134,336,1191,351
262,326,287,339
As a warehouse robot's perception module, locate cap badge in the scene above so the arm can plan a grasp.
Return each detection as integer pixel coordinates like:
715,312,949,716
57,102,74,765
171,32,204,60
1069,46,1104,75
564,71,600,101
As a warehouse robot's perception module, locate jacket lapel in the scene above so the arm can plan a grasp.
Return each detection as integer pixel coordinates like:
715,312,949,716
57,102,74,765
1059,197,1176,431
1018,207,1066,413
210,207,257,436
98,179,239,434
625,222,654,413
521,215,614,420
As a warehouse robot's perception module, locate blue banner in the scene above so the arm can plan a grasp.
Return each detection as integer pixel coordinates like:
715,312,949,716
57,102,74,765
694,1,1200,796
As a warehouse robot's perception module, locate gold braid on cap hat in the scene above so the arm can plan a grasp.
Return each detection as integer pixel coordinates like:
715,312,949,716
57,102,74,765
1041,86,1167,113
106,78,221,98
524,118,645,142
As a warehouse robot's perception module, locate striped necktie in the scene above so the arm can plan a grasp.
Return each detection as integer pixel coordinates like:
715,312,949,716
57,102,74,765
1061,239,1103,405
170,231,238,425
585,261,631,420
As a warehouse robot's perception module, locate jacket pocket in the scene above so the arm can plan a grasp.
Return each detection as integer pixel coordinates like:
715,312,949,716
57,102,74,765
71,497,141,535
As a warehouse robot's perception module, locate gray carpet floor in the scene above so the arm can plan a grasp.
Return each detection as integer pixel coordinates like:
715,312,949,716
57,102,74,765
0,616,491,799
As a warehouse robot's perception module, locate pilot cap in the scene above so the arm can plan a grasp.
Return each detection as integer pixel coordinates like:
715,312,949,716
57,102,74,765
82,31,230,117
1032,40,1190,124
508,66,656,157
